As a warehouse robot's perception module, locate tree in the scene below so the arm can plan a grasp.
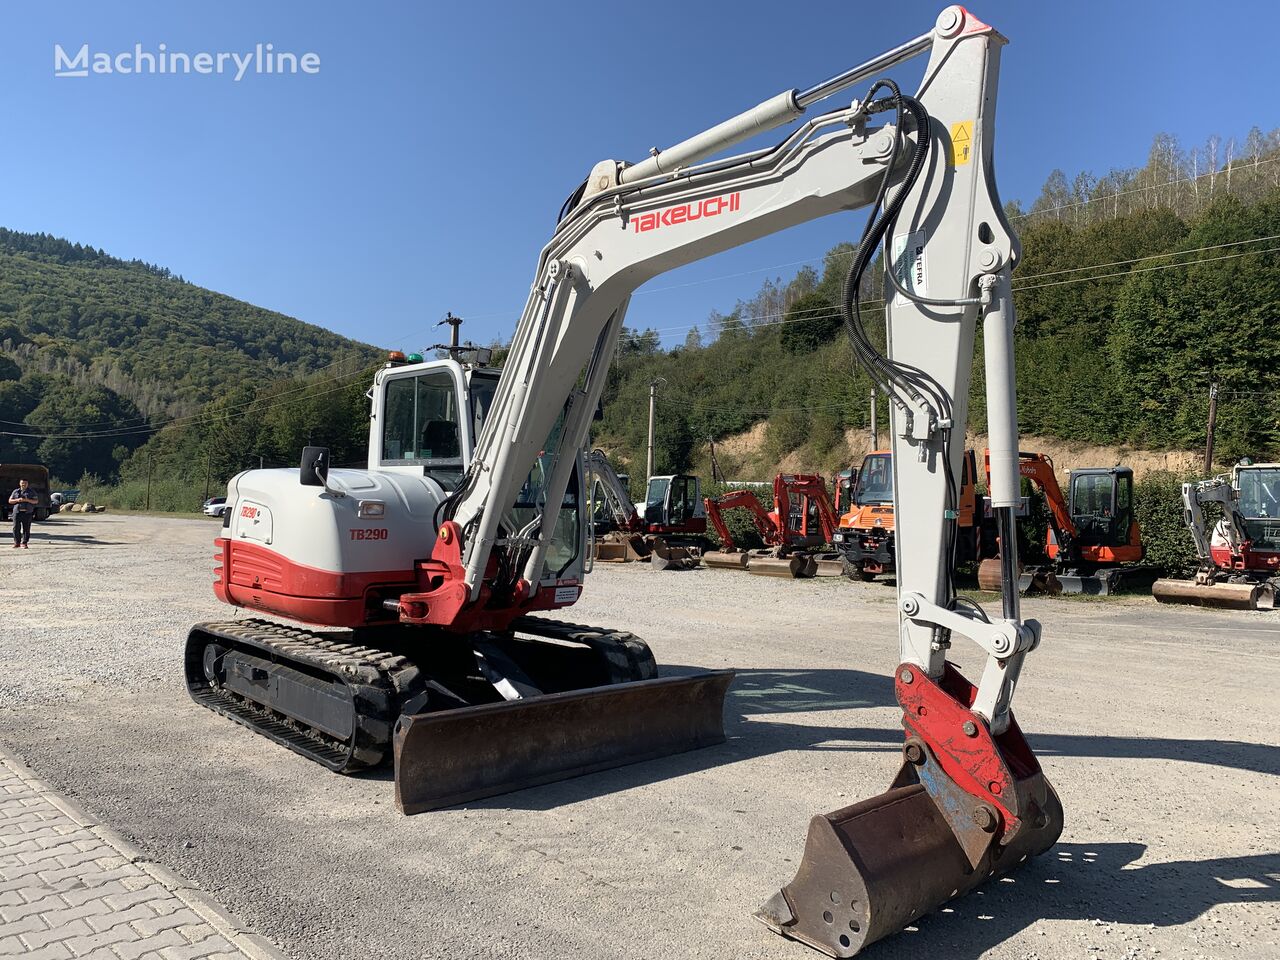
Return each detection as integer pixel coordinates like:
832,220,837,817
780,291,840,353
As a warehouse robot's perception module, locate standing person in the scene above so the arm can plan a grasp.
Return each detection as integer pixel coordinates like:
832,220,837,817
9,478,36,549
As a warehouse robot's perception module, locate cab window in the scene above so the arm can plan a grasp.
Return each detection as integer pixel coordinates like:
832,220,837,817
381,371,464,487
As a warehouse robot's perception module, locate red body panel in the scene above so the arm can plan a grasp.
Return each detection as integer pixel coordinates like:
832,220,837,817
214,537,415,628
213,529,581,632
1210,542,1280,573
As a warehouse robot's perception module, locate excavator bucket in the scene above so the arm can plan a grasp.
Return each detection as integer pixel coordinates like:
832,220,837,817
758,664,1064,957
649,536,701,571
394,670,733,812
756,773,1062,956
1152,577,1276,610
593,533,649,563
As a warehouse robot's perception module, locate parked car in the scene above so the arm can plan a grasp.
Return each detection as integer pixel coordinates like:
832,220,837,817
202,497,228,517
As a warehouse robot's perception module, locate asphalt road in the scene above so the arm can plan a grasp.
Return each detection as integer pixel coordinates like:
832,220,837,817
2,513,1277,959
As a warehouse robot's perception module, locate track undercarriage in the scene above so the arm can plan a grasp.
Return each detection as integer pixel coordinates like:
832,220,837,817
186,617,732,809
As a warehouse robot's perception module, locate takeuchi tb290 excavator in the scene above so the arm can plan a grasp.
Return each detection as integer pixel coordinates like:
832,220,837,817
186,7,1061,954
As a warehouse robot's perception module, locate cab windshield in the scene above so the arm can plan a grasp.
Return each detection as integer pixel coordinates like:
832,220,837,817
855,454,893,506
1237,467,1280,520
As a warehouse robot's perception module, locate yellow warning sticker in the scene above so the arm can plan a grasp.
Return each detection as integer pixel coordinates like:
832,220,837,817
949,121,973,166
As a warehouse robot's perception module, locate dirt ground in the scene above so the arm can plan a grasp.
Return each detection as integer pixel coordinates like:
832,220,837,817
1,512,1277,960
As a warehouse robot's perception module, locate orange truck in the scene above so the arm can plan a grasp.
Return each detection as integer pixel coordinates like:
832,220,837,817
834,450,988,581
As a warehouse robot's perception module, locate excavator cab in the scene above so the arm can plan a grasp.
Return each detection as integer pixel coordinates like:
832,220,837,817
642,474,706,535
1067,467,1135,549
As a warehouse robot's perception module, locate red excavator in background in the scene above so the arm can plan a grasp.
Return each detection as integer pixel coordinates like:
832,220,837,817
978,451,1158,595
703,473,840,578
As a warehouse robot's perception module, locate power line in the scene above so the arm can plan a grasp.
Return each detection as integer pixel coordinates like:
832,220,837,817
433,154,1280,333
1007,153,1280,222
617,232,1280,342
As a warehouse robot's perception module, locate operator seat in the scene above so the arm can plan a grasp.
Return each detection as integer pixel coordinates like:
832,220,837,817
421,420,460,459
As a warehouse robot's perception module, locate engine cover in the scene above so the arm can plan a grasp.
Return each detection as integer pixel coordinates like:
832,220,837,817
215,468,446,627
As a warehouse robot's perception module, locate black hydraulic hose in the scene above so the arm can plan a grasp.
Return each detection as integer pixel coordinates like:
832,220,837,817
558,176,590,224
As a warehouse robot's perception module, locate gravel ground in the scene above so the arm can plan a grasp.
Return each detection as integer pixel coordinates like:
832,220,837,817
1,512,1277,960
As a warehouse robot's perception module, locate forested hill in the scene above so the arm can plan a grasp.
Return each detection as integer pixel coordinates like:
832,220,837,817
0,228,381,479
596,128,1280,481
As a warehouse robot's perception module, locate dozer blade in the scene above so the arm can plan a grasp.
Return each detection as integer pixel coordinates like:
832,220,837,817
1152,578,1275,610
394,670,733,813
704,550,750,570
813,556,844,577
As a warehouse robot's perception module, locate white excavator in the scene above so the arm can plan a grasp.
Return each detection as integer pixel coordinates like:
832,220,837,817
1153,463,1280,609
186,7,1062,955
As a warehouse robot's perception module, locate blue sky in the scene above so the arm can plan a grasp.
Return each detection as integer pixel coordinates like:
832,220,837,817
1,1,1276,355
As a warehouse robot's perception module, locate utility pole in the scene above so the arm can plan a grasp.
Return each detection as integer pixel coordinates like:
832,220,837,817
1204,381,1219,474
646,377,666,480
203,452,210,503
146,449,153,511
708,436,723,483
869,388,878,450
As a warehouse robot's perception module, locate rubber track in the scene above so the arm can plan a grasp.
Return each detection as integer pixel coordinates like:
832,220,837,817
188,617,657,775
512,616,658,683
186,618,423,774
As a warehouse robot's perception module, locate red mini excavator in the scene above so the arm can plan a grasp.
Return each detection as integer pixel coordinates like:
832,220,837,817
703,473,840,577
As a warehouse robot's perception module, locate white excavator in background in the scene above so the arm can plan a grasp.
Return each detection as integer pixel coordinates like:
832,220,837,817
585,449,704,568
186,7,1061,955
1153,463,1280,609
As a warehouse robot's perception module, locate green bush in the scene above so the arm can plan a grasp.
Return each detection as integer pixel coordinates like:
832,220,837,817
1135,470,1200,572
702,479,771,550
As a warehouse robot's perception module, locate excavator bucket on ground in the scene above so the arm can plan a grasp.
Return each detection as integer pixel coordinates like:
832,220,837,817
592,533,649,563
1152,577,1276,610
395,670,733,812
757,665,1064,957
648,536,701,571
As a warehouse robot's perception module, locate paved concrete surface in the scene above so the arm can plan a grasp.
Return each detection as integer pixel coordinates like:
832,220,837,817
0,747,283,959
1,513,1278,960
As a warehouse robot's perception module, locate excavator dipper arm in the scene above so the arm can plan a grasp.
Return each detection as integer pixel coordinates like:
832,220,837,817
755,8,1063,957
705,491,780,551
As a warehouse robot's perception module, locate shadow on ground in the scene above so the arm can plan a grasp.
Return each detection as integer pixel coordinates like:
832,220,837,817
867,842,1279,958
464,664,1277,809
